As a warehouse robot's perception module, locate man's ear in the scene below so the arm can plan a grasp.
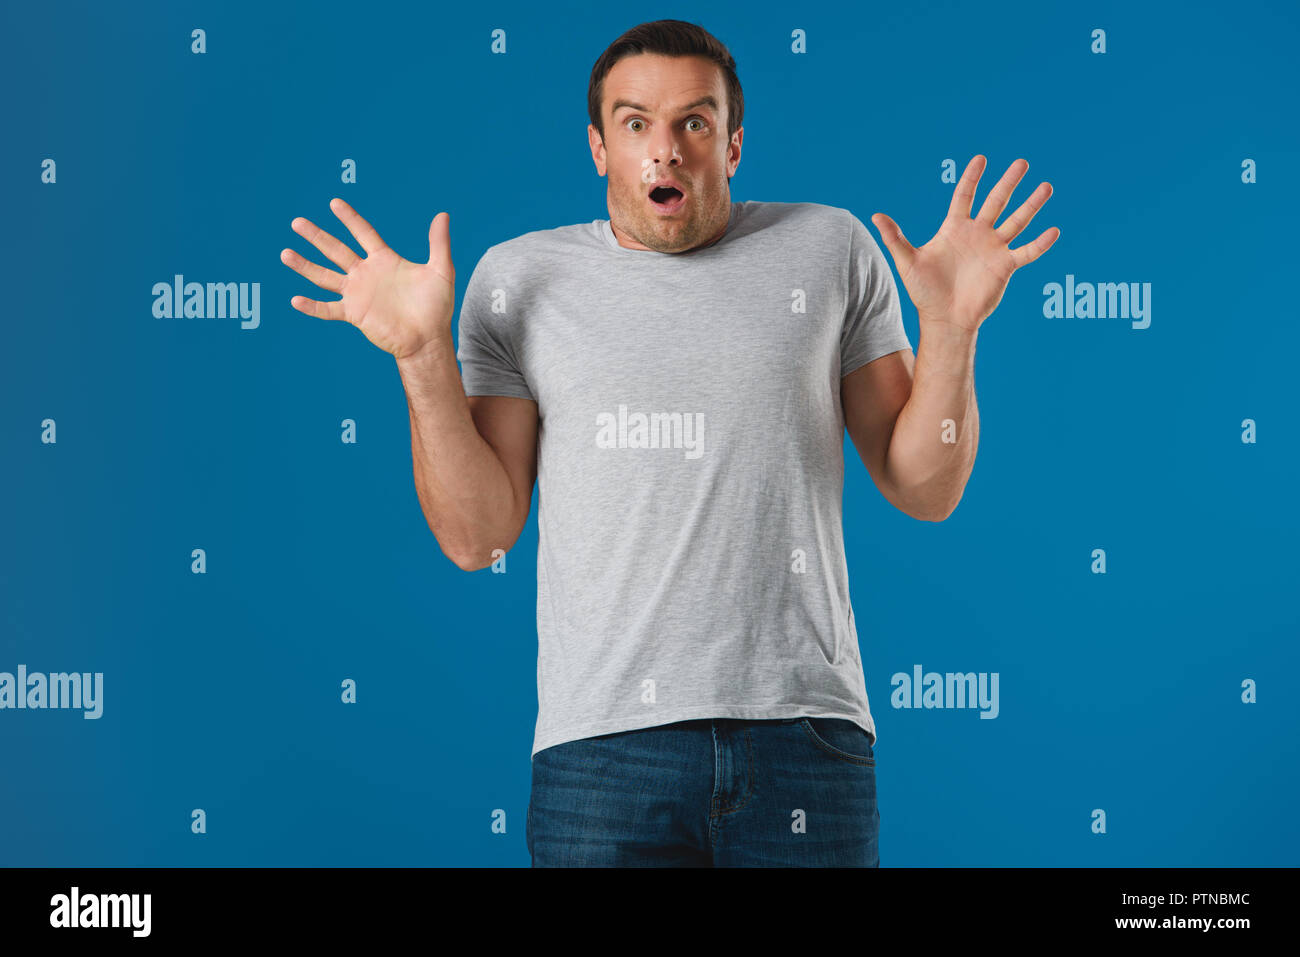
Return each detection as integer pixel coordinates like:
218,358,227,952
588,123,607,176
726,126,743,178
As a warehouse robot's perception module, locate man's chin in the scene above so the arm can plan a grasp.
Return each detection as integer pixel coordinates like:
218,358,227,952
642,234,695,254
611,205,704,252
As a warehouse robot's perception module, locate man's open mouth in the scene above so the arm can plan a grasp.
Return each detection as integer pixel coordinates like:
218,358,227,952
648,185,686,212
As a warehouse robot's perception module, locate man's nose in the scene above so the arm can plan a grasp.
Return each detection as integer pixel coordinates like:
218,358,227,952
649,132,683,164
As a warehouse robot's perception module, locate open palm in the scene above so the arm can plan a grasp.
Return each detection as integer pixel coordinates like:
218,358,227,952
872,155,1059,332
280,198,456,360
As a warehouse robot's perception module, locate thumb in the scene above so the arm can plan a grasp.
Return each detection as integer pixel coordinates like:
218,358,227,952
871,213,916,273
428,211,454,276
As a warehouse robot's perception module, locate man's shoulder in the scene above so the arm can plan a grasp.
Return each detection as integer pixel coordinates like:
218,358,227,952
738,197,857,240
477,219,600,269
740,199,856,227
736,200,864,252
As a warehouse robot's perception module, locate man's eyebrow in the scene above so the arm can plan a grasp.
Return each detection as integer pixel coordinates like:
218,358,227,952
609,95,720,118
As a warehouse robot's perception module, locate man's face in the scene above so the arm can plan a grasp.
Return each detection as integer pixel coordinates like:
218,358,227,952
589,53,742,253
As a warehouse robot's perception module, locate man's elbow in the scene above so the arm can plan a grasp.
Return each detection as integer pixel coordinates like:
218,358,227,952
899,491,963,522
451,551,488,572
448,543,500,572
424,528,490,571
446,524,527,571
421,522,485,571
916,503,957,522
425,505,527,572
879,455,970,522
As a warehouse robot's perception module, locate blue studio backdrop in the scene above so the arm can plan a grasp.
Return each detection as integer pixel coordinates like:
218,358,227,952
3,0,1298,866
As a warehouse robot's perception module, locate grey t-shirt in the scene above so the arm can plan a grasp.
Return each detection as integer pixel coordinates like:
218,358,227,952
455,200,912,758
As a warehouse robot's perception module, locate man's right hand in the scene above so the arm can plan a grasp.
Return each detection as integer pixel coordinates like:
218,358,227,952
281,198,455,360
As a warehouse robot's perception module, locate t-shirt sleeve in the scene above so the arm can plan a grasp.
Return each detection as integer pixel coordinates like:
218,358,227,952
840,211,913,378
454,250,536,400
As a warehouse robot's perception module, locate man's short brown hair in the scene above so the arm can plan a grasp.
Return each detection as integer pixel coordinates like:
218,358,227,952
588,19,744,144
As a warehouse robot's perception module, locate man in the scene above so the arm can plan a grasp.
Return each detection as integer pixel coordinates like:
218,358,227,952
280,19,1057,867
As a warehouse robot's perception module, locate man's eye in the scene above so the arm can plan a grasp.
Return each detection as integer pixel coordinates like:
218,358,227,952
627,118,644,132
687,118,705,131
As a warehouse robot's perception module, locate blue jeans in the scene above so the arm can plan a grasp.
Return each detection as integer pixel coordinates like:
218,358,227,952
527,717,880,867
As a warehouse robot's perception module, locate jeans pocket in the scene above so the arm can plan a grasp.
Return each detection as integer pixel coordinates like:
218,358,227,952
799,717,876,765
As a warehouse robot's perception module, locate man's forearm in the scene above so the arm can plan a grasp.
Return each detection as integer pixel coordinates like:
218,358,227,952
883,318,980,521
395,332,518,567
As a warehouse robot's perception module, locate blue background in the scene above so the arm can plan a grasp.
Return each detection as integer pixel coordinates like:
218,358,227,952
3,0,1297,866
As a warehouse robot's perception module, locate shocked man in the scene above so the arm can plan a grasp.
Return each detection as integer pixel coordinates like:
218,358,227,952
281,19,1058,866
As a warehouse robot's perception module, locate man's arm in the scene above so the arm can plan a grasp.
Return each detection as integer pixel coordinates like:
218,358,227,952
396,337,538,571
846,153,1058,520
279,200,536,569
842,319,979,522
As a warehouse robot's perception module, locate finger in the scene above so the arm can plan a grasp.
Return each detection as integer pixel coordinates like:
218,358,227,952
280,247,345,294
996,182,1053,243
288,294,350,323
291,216,361,272
975,158,1029,226
329,197,386,257
871,212,917,274
428,211,454,281
1009,226,1060,270
947,154,987,220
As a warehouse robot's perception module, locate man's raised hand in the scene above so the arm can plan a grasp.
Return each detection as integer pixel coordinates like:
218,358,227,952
871,155,1059,333
281,198,456,360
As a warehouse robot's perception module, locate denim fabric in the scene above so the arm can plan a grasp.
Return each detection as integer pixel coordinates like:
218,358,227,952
527,716,880,867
